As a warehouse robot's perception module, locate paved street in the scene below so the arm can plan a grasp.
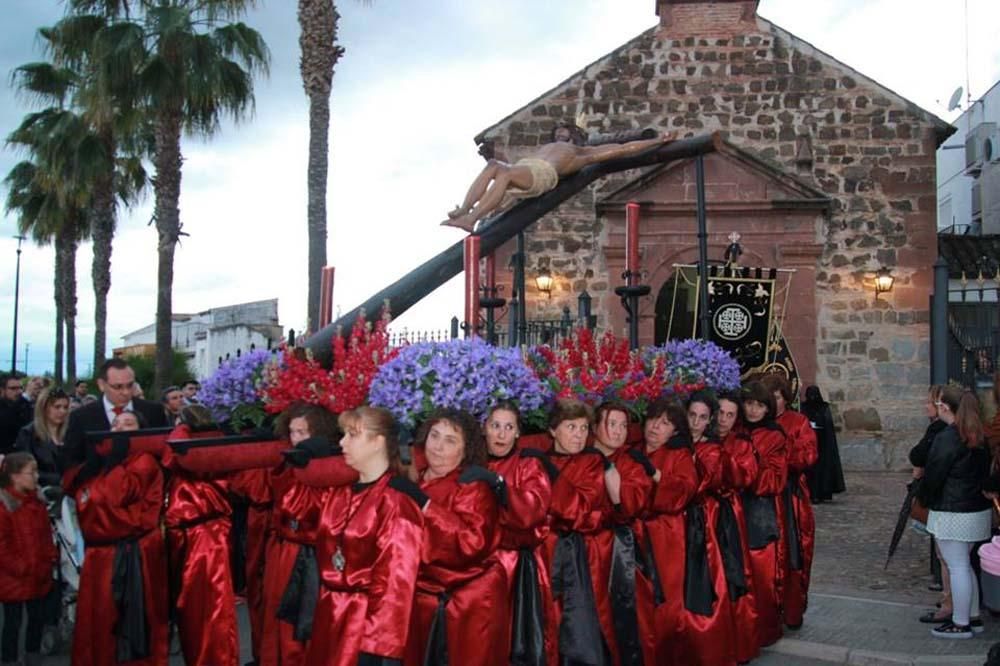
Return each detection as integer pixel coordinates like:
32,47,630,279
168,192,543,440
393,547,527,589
10,471,1000,665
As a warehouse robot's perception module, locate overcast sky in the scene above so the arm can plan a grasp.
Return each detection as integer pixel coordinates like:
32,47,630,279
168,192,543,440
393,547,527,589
1,0,999,378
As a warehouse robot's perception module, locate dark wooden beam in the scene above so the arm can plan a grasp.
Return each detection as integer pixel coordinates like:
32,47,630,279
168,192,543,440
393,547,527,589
305,132,724,367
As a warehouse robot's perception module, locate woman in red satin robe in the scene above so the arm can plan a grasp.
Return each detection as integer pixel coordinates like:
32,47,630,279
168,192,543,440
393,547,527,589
404,408,506,666
306,406,425,666
739,381,789,647
716,390,760,663
763,374,818,630
541,399,614,665
260,403,358,666
162,405,238,666
676,392,737,666
65,436,168,665
591,401,655,666
484,402,556,666
637,399,698,666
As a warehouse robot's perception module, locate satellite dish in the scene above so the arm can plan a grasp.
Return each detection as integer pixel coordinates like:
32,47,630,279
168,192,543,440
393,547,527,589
948,86,964,111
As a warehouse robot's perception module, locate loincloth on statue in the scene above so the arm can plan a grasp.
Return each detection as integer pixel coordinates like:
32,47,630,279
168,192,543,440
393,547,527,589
498,158,560,210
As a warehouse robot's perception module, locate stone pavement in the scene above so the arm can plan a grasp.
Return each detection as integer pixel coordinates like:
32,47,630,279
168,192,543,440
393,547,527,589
17,471,1000,665
763,470,996,665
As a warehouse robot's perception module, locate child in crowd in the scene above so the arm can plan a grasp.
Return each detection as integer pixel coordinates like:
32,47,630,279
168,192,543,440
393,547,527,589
0,452,57,666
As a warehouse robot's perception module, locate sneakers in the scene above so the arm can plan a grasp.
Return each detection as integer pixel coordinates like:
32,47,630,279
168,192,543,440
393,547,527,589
932,621,974,639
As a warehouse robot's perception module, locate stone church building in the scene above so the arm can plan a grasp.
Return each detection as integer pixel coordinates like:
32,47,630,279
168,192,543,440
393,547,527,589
477,0,954,468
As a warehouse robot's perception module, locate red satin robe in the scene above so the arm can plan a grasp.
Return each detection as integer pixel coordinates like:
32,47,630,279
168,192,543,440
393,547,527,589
67,452,168,666
777,409,818,628
228,467,273,664
488,448,556,665
162,426,238,666
261,456,358,666
404,468,504,666
741,423,788,647
676,440,738,666
721,431,761,663
542,448,615,664
306,474,425,665
638,437,698,666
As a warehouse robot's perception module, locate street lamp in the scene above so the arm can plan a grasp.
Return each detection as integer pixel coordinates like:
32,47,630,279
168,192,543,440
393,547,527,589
874,267,895,299
535,267,554,298
10,235,24,373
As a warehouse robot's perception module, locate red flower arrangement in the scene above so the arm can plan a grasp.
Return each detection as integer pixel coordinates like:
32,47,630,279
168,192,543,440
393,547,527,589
262,310,398,415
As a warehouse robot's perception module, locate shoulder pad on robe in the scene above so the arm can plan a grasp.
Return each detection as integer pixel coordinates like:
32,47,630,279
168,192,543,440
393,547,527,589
519,447,559,480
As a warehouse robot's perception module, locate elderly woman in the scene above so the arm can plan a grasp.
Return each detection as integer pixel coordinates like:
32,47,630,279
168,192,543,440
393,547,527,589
404,408,505,666
739,381,789,647
637,398,699,665
306,406,425,666
541,398,614,665
762,373,817,631
484,401,556,666
14,387,70,487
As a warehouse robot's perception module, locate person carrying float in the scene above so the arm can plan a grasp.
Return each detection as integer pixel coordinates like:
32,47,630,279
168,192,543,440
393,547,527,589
484,401,557,666
738,380,789,647
304,406,425,666
403,408,507,666
763,373,818,630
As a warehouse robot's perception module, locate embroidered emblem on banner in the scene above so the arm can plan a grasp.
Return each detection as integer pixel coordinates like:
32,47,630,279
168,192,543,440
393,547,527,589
714,304,751,340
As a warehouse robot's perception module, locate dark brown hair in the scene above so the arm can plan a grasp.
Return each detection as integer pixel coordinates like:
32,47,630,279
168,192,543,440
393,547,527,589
761,373,793,405
419,408,486,468
339,406,404,476
940,385,984,448
645,398,691,440
179,404,216,429
97,358,130,381
741,381,776,420
548,398,593,431
486,401,522,430
276,402,339,442
0,452,36,488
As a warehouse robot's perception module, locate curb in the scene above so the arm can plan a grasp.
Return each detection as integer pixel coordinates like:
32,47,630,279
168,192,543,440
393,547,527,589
766,637,986,665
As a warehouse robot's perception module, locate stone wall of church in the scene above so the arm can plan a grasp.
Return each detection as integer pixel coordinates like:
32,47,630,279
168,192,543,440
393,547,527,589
483,13,950,469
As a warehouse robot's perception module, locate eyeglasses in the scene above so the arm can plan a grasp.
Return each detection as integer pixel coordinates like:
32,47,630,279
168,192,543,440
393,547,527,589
106,381,135,391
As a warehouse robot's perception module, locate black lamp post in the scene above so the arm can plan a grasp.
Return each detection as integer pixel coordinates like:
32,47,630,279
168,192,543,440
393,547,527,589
10,236,24,373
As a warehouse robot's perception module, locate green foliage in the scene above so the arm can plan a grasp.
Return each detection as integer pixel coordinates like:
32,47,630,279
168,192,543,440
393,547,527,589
124,350,192,396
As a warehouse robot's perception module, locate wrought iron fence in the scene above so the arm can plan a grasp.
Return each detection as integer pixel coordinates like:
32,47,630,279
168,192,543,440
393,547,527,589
947,303,998,388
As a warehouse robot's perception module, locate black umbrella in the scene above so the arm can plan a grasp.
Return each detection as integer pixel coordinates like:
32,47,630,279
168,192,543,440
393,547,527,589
884,480,920,570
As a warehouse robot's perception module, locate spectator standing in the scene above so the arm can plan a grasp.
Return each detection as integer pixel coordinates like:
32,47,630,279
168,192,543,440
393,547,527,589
0,452,58,666
160,386,184,426
182,380,201,405
0,374,31,456
23,378,45,407
14,388,71,487
63,359,168,466
69,381,91,408
801,386,845,503
917,386,991,639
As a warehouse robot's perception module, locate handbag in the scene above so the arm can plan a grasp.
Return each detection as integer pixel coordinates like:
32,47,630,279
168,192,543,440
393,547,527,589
910,497,929,524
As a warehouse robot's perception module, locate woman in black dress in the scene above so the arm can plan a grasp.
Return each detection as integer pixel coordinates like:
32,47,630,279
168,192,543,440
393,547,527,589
801,386,845,503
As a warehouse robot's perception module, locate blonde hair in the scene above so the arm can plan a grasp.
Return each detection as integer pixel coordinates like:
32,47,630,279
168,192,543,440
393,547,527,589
33,387,69,444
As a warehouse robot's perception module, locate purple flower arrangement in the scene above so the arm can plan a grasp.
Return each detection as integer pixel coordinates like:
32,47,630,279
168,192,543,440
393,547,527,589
368,338,549,430
199,349,275,428
644,339,742,391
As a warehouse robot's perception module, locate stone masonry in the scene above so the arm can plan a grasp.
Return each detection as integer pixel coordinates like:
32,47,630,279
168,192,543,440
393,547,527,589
476,0,954,469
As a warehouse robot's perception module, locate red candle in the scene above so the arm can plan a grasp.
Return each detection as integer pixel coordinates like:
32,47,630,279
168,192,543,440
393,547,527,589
626,201,641,279
463,236,482,338
485,253,496,292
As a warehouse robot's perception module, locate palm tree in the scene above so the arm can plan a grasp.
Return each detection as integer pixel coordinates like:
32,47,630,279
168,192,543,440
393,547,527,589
24,16,151,372
67,0,270,393
298,0,345,332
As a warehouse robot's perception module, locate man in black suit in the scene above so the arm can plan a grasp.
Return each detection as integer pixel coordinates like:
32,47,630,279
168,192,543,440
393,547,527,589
64,358,169,465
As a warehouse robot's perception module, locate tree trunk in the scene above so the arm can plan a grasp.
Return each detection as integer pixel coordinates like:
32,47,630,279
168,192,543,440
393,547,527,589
53,240,64,384
91,129,116,373
153,109,183,396
63,228,78,384
298,0,342,333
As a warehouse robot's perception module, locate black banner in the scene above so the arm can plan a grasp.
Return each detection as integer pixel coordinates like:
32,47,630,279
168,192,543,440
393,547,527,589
698,266,776,375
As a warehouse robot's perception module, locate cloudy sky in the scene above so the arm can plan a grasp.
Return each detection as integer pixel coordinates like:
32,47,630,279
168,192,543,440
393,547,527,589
1,0,999,378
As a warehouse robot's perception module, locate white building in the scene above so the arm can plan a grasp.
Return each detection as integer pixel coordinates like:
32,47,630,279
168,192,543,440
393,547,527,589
118,298,284,380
